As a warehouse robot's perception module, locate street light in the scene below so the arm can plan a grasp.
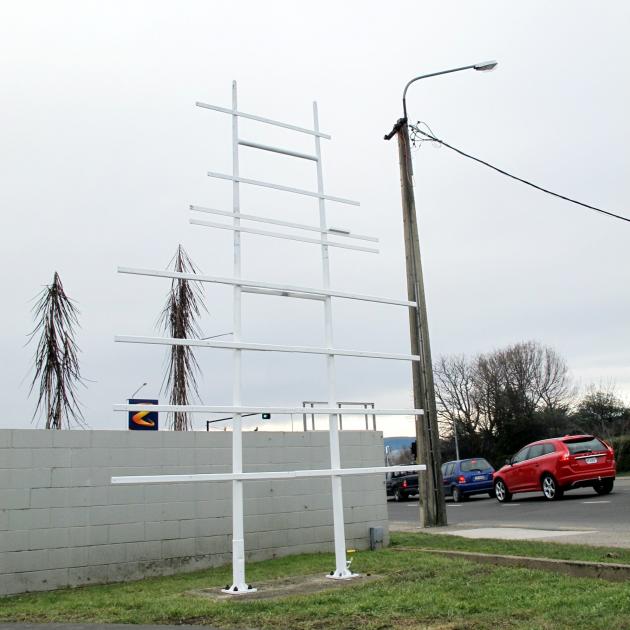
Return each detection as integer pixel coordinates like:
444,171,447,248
385,61,497,528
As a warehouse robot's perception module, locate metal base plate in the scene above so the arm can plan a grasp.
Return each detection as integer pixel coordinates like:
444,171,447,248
221,585,258,595
326,570,360,580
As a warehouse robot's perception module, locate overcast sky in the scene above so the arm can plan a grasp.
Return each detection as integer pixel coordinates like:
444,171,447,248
2,1,628,436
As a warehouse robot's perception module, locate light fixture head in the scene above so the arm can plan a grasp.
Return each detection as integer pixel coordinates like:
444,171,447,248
474,60,498,72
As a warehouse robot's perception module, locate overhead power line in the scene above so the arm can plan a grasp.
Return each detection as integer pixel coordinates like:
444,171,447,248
409,123,630,225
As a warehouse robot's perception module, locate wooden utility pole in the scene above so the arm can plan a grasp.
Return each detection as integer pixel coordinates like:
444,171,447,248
389,117,447,527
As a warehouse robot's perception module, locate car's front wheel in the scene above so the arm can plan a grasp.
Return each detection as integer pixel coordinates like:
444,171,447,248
594,479,614,495
541,474,564,501
494,479,512,503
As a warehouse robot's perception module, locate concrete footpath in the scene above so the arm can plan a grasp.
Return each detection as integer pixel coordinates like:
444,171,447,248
390,522,630,548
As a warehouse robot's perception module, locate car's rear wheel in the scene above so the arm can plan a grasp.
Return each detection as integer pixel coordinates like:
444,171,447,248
394,489,407,502
452,486,464,503
494,479,512,503
541,474,564,501
594,479,614,495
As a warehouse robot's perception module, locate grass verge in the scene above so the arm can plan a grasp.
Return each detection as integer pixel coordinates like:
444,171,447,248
1,534,630,629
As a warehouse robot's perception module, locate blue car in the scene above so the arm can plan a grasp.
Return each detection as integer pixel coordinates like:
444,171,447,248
441,458,495,502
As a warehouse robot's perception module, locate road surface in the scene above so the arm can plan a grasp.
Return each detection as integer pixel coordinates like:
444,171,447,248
388,476,630,546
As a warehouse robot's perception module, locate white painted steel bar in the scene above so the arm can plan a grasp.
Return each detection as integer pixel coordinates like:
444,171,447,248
112,464,427,485
190,205,379,242
242,286,326,302
195,101,331,139
114,404,425,415
190,218,378,253
118,267,415,308
314,101,348,580
207,171,360,206
115,335,421,362
230,81,248,593
239,138,318,162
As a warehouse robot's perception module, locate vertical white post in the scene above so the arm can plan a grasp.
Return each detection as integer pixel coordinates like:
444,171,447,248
313,102,353,579
224,81,252,594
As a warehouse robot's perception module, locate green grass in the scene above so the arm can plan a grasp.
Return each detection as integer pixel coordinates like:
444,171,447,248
391,532,630,565
2,534,630,629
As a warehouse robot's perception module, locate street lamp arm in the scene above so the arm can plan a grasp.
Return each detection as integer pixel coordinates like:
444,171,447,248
402,64,477,119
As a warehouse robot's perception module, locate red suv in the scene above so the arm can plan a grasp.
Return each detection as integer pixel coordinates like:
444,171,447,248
493,435,616,502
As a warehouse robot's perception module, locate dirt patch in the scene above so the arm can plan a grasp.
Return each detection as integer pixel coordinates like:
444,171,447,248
187,572,383,602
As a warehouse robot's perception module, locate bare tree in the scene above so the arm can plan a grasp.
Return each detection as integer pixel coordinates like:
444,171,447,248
159,245,206,431
435,341,574,462
29,272,86,429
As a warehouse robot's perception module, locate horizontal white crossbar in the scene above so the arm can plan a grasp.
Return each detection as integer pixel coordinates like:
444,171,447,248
112,464,426,485
190,205,378,243
190,218,378,253
115,335,421,362
118,267,416,308
196,101,331,139
239,138,318,162
242,286,326,301
208,171,360,206
115,404,424,415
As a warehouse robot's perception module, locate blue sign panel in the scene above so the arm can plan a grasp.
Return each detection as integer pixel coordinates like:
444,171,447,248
128,399,159,431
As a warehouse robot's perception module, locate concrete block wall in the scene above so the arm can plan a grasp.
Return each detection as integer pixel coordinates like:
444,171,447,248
0,429,388,596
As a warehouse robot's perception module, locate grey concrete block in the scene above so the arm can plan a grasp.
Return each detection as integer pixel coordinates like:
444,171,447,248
0,431,11,448
125,540,162,562
48,546,89,569
107,485,145,505
66,524,109,547
0,529,29,553
11,430,54,448
32,448,72,468
29,527,70,550
9,508,51,530
49,506,90,527
145,519,180,541
68,564,109,587
30,487,69,509
89,503,145,525
87,543,127,565
195,534,229,556
195,499,232,518
0,509,7,530
52,430,91,448
162,501,196,521
10,568,69,593
162,431,197,447
0,449,33,469
3,549,49,572
109,522,145,543
162,537,195,558
71,447,110,468
0,488,30,509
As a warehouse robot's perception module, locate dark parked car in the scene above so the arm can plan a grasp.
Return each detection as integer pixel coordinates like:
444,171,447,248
493,435,616,502
441,458,495,502
386,471,419,501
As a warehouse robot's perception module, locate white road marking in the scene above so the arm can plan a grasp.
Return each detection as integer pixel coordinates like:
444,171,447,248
406,503,419,507
500,503,521,506
447,504,463,507
582,500,611,504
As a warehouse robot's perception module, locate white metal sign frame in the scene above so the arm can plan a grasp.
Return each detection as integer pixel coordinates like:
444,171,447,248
113,82,425,594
